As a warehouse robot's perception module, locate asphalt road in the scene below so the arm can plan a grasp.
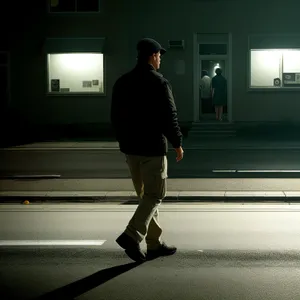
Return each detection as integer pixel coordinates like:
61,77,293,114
2,149,300,178
0,205,300,300
1,204,300,299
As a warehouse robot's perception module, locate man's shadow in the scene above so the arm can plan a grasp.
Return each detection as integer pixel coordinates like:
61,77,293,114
34,261,142,300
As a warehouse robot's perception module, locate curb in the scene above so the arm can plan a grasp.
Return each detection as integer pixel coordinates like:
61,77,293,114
0,191,300,203
3,146,300,151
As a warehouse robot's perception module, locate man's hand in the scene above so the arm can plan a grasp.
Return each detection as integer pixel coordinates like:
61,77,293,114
175,146,184,162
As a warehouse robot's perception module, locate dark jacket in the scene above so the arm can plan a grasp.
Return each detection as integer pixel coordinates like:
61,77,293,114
110,63,182,156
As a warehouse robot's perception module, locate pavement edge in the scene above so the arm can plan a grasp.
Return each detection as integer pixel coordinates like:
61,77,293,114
0,191,299,203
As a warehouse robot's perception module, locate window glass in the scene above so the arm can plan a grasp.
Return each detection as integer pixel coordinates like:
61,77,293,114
47,53,104,93
250,49,300,88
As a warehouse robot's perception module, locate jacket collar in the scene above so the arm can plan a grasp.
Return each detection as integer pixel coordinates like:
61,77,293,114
135,62,156,71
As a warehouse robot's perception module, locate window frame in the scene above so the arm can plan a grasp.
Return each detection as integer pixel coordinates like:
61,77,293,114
46,52,106,97
48,0,101,14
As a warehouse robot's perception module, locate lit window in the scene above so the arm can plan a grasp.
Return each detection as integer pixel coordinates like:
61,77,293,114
250,49,300,89
47,53,104,94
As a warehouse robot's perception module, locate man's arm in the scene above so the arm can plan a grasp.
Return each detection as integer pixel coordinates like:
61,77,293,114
199,78,204,89
160,80,183,149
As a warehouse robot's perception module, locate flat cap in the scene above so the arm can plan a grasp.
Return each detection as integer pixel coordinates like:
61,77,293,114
136,38,166,56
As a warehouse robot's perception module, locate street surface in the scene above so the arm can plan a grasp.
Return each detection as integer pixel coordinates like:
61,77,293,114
1,204,300,299
2,149,300,178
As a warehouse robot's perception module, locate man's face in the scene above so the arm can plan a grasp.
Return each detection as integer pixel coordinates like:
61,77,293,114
150,52,161,70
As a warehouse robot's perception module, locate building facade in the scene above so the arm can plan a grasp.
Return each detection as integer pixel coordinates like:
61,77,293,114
5,0,300,139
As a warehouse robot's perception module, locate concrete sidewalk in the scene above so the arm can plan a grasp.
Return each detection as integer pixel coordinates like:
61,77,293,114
1,178,300,202
1,190,299,203
3,137,300,150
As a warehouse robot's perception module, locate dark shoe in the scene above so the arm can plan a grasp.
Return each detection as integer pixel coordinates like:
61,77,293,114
116,232,146,263
147,242,177,260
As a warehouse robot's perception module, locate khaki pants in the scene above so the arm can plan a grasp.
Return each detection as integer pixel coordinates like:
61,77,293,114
124,155,167,250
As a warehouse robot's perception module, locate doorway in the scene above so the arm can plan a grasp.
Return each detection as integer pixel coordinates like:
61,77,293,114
193,33,232,123
199,57,228,120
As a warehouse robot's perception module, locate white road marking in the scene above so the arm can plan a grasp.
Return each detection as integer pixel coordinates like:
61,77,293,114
1,175,61,179
0,148,119,151
213,169,300,173
0,240,106,246
213,170,236,173
238,170,300,173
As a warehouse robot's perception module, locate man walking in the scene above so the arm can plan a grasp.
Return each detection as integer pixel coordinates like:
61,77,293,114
200,70,212,114
110,38,184,262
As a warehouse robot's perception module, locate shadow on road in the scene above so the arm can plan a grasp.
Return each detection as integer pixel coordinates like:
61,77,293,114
34,262,141,300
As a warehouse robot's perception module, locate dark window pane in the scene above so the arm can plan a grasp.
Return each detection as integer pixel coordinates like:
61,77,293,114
0,52,8,65
76,0,99,12
49,0,76,12
0,66,9,109
199,44,227,55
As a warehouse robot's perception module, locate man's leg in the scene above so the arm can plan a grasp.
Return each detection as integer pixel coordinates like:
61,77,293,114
125,155,167,243
145,209,162,250
126,155,144,200
141,156,177,259
144,156,168,250
116,155,176,261
115,155,147,262
127,155,163,250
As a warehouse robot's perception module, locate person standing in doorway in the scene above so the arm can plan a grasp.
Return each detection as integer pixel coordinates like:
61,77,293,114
212,68,227,121
110,38,184,263
200,70,212,114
